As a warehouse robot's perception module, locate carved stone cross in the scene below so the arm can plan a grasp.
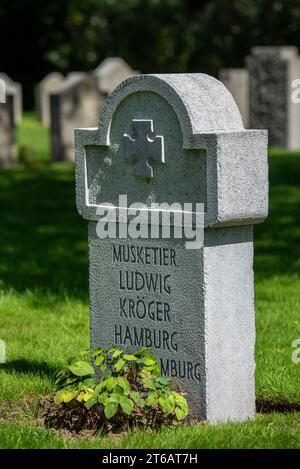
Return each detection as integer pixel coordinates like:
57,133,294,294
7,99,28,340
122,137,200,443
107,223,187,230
123,119,165,178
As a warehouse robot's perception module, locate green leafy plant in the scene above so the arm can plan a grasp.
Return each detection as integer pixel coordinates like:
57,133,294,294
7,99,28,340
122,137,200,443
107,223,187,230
47,346,189,432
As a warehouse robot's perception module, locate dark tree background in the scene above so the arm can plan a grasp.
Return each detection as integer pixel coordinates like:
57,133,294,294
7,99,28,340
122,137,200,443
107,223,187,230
0,0,300,108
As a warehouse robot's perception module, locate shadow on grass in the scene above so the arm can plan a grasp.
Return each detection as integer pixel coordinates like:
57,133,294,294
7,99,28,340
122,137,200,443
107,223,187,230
256,397,300,414
0,165,88,299
1,359,58,378
254,151,300,280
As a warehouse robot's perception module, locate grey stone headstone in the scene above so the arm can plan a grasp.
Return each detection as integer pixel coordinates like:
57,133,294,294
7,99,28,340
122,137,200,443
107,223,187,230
74,74,268,423
219,68,249,127
246,46,300,148
93,57,138,94
0,73,23,124
35,72,64,126
50,73,105,162
0,340,6,363
0,87,17,166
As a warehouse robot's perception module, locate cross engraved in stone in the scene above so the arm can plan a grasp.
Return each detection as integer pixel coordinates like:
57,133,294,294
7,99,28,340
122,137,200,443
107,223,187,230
123,119,165,178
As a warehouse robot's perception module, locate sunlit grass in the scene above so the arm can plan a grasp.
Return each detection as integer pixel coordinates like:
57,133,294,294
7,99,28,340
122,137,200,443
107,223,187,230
16,112,50,162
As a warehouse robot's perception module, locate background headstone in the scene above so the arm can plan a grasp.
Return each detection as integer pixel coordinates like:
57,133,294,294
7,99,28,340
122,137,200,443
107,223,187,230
75,73,268,423
0,86,17,166
246,46,300,148
50,73,105,162
93,57,138,94
219,68,249,127
0,340,6,364
0,73,23,124
35,72,64,126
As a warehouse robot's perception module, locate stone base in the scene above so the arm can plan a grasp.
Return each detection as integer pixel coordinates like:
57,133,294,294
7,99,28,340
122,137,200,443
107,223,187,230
88,223,255,423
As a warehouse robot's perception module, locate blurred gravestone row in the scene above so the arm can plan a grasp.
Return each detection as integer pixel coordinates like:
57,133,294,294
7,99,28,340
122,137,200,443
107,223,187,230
0,57,137,166
0,73,22,166
1,48,300,167
43,58,138,162
220,46,300,149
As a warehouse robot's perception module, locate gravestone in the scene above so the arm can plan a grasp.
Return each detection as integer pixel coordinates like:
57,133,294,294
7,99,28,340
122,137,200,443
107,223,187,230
74,74,268,422
0,340,6,364
93,57,138,94
0,85,17,166
0,73,23,124
246,46,300,148
36,72,64,126
50,73,105,161
219,68,249,127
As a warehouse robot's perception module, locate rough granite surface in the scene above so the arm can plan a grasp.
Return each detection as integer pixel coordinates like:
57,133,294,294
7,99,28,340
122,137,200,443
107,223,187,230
247,46,300,148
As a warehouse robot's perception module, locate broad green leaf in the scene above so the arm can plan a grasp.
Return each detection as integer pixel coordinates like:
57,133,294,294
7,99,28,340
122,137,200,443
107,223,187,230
83,377,96,387
106,377,117,391
113,385,125,395
69,361,94,377
104,402,118,419
147,364,161,376
173,393,188,410
142,356,156,366
167,392,177,406
115,358,125,372
94,381,107,395
159,395,173,414
146,392,159,407
123,354,137,361
84,389,95,401
155,376,170,386
77,379,96,391
94,354,105,366
175,406,188,420
54,390,64,404
130,391,140,404
77,388,94,403
99,364,109,373
92,347,104,357
119,396,134,415
110,392,122,403
85,395,98,410
142,378,156,390
54,388,75,404
139,369,152,379
117,376,131,395
133,347,149,356
112,349,123,358
98,391,109,405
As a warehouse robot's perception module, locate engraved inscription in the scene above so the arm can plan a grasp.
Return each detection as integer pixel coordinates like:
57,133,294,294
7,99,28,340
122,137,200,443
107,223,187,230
111,243,201,382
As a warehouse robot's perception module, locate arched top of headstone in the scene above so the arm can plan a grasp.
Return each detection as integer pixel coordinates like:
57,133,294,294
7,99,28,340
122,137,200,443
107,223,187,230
93,57,138,94
39,71,64,86
0,72,14,86
75,72,267,228
0,72,21,95
53,73,95,95
97,73,244,147
94,57,135,76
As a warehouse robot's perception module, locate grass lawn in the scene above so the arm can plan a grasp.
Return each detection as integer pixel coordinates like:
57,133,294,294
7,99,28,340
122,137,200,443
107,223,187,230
0,113,300,448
